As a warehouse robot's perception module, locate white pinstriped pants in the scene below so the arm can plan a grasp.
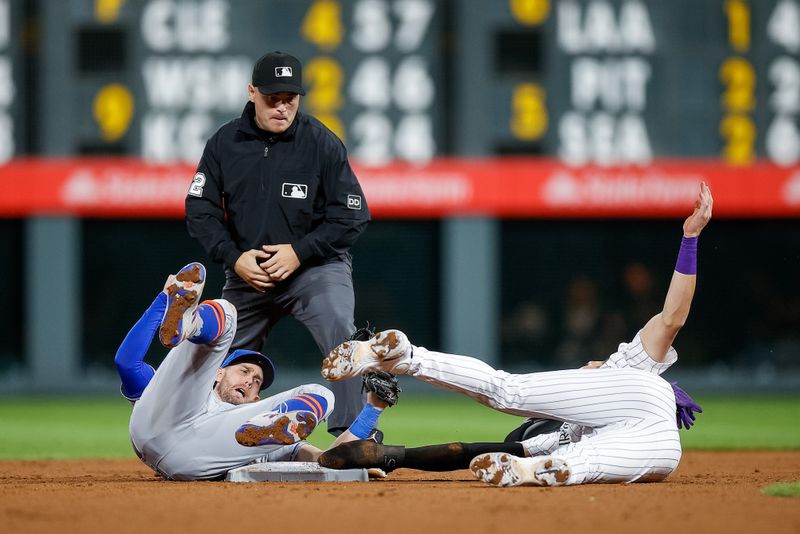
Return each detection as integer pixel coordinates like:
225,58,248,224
408,346,682,485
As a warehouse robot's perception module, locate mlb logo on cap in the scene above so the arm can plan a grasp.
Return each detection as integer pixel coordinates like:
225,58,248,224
252,51,306,95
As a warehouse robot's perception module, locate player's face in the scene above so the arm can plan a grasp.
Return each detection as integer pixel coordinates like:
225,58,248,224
248,86,300,134
214,363,264,405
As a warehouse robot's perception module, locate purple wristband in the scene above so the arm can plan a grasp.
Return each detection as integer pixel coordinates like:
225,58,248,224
675,236,698,275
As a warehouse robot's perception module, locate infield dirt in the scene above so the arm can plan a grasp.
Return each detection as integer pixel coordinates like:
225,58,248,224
1,451,798,534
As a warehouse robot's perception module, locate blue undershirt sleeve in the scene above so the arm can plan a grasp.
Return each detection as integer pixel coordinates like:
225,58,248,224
114,292,167,402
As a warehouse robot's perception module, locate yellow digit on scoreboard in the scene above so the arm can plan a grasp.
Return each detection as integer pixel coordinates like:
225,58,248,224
301,0,343,52
305,57,343,112
510,83,548,141
724,0,751,52
719,57,756,113
305,57,346,141
509,0,550,26
720,114,755,165
93,83,134,142
94,0,126,24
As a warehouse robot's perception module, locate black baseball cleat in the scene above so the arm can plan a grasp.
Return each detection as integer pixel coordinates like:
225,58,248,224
319,440,404,472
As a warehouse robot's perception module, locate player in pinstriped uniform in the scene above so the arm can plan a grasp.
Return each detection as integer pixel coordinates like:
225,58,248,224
320,183,713,486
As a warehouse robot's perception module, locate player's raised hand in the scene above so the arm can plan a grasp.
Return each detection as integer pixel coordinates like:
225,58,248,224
234,249,276,293
683,182,713,237
261,244,301,281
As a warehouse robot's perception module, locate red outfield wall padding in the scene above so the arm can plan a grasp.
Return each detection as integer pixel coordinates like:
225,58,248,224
0,157,798,218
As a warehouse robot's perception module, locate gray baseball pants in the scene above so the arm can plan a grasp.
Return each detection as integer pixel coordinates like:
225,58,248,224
222,259,364,434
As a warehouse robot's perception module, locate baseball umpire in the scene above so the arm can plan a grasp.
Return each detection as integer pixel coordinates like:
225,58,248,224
114,262,393,481
185,51,370,436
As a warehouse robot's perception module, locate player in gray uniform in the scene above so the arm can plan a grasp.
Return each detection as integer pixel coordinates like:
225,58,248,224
116,262,390,481
319,183,713,486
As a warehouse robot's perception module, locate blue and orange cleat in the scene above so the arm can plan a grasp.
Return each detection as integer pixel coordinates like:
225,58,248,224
158,262,206,348
235,409,318,447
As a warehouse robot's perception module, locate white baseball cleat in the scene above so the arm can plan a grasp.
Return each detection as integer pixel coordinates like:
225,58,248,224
321,329,412,380
469,453,570,487
158,262,206,348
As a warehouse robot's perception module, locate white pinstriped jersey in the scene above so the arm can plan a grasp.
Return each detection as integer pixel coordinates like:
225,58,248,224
554,330,679,445
602,331,678,374
406,332,681,485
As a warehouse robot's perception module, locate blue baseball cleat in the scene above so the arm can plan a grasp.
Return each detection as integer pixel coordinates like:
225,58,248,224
235,409,318,447
158,262,206,348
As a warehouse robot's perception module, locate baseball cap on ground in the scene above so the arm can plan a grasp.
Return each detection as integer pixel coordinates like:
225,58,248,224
222,349,276,391
252,51,305,95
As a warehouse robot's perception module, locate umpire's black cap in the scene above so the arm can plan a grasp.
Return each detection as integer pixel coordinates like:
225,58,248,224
252,51,306,95
221,349,276,391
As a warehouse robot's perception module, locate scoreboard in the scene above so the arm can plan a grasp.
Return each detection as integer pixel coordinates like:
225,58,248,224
31,0,799,169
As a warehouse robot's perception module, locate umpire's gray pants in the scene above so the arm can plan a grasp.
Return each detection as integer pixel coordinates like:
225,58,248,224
222,259,364,434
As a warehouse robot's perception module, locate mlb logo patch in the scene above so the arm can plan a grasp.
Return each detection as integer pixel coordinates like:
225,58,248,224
282,183,308,199
275,66,293,77
347,194,362,210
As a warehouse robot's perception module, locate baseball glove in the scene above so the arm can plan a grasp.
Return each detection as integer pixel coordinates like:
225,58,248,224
362,371,401,406
349,323,376,342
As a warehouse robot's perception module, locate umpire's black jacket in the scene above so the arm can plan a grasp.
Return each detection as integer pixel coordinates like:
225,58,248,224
186,102,370,272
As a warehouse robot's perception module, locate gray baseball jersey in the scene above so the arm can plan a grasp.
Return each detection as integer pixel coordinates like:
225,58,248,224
129,299,335,480
405,332,680,485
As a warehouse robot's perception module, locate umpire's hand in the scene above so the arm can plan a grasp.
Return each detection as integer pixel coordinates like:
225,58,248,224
261,244,301,281
235,250,277,293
